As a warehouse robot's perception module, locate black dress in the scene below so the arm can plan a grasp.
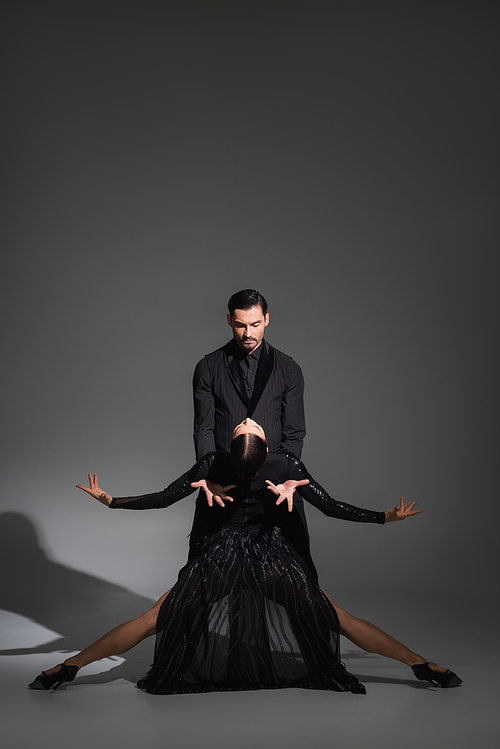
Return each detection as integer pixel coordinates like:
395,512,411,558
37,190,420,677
110,452,385,695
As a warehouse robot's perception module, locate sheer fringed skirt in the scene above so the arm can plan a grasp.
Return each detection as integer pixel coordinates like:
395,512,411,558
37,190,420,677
141,526,364,694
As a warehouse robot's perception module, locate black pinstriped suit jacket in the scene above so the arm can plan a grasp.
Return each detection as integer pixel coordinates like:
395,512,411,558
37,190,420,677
193,339,306,459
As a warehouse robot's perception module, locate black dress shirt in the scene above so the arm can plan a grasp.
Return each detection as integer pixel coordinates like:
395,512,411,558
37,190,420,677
235,340,263,398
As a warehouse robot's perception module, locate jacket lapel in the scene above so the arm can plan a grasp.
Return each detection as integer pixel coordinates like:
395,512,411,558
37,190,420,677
248,341,274,417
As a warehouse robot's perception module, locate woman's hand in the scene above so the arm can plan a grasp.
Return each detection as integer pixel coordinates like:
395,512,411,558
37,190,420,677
385,496,422,523
266,479,310,512
191,479,236,508
76,473,113,507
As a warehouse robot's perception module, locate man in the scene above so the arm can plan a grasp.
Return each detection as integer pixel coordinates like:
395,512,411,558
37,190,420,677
193,289,306,460
189,289,308,558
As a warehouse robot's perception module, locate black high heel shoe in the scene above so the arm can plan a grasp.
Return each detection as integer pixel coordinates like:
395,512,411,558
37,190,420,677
412,661,462,688
28,663,79,690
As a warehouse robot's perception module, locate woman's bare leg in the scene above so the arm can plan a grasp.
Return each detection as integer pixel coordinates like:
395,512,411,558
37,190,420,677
325,594,446,672
42,589,171,676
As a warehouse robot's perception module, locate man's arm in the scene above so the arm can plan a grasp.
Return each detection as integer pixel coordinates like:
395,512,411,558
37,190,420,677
280,360,306,458
193,357,216,460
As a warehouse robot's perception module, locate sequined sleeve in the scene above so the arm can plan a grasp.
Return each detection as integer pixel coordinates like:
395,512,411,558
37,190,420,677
284,453,386,524
109,453,215,510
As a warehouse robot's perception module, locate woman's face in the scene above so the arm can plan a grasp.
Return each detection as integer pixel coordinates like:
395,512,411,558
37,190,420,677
232,418,267,442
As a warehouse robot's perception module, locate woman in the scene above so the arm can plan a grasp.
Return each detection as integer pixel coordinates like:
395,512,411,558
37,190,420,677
29,419,461,694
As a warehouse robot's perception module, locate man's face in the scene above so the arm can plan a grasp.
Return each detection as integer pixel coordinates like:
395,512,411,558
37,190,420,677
227,305,269,353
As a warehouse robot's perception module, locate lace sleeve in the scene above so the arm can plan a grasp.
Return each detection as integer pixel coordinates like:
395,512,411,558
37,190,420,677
109,453,215,510
284,454,385,524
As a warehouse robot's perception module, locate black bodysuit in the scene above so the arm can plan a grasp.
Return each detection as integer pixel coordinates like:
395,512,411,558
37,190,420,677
110,452,385,694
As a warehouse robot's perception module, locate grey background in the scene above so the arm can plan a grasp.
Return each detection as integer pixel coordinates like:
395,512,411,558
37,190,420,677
1,1,499,747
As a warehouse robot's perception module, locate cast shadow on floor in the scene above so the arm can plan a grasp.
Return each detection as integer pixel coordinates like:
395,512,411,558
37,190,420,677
0,511,159,684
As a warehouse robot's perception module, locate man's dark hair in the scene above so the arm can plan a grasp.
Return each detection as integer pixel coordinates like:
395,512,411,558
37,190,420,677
227,289,268,318
229,433,267,481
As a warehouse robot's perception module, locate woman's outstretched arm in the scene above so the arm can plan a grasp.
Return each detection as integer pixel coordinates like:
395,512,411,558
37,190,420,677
268,454,422,524
76,453,217,511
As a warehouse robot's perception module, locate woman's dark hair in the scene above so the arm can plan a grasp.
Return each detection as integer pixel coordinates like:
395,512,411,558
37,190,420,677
227,289,268,318
230,433,267,481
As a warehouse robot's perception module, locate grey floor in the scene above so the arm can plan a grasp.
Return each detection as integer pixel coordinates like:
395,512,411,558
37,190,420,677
1,593,498,749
